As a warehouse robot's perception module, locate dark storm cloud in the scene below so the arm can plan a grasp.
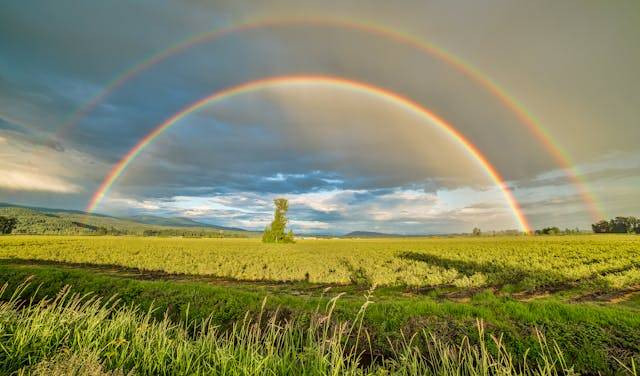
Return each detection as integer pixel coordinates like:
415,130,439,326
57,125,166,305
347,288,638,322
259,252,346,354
0,1,228,80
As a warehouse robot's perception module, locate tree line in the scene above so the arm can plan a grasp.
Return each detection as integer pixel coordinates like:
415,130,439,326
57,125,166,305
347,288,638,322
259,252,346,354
534,227,582,235
592,216,640,234
142,229,245,238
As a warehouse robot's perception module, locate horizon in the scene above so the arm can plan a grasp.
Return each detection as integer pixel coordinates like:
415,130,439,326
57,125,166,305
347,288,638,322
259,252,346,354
0,201,586,236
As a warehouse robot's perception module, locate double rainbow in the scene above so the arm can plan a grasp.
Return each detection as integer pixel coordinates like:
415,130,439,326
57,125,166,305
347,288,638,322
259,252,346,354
75,17,602,229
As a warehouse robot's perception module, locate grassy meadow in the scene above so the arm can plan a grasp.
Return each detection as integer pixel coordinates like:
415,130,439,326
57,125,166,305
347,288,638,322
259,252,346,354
0,235,639,374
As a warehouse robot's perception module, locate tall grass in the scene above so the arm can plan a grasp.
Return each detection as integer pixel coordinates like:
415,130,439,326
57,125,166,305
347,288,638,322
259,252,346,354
0,282,636,376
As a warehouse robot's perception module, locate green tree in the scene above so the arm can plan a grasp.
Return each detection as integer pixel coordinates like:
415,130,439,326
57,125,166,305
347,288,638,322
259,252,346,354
0,216,17,234
535,226,561,235
610,217,629,233
591,217,640,234
592,220,610,233
262,198,295,243
625,216,638,234
472,227,481,236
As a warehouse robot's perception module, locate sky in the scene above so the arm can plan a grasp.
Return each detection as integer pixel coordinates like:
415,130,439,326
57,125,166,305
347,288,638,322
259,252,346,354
1,0,639,234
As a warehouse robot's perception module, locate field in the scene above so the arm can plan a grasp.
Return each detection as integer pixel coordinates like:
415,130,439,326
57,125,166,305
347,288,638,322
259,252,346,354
0,235,639,374
2,235,640,291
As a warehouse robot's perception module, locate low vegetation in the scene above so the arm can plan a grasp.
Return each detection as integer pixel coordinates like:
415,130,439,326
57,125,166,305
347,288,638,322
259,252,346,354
0,281,637,376
1,235,639,374
2,235,639,291
1,260,639,374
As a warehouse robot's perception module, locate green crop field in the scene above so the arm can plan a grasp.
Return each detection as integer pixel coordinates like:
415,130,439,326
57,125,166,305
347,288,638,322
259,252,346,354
0,235,639,375
2,235,639,291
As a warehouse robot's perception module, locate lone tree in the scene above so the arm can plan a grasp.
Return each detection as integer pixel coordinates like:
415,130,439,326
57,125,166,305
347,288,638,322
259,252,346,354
0,216,17,234
262,198,295,243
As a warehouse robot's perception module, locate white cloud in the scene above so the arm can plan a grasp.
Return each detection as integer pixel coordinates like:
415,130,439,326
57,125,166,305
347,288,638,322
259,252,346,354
106,197,161,211
98,185,520,233
288,189,364,213
290,219,330,230
0,132,109,195
0,169,80,193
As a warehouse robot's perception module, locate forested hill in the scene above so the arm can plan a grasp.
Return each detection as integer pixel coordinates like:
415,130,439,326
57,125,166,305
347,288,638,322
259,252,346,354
0,203,254,237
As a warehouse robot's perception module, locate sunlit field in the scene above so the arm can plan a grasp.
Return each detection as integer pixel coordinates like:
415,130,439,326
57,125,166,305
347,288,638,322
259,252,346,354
0,235,638,374
2,235,639,291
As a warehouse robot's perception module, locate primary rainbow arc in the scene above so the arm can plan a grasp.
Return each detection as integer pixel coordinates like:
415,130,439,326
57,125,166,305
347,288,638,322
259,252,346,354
86,75,532,232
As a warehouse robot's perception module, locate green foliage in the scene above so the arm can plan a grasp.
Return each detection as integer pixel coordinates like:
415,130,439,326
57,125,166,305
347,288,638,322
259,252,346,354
1,281,635,375
535,226,560,235
533,227,585,235
0,207,249,237
0,215,17,234
2,235,640,293
0,261,639,375
593,216,640,234
262,198,295,243
472,227,482,236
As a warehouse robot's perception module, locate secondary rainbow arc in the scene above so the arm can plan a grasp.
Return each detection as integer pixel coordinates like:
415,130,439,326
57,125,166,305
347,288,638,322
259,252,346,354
54,17,604,221
86,75,532,232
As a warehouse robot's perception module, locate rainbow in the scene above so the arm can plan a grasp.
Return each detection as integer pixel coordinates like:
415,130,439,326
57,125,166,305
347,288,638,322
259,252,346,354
56,17,603,221
86,75,532,232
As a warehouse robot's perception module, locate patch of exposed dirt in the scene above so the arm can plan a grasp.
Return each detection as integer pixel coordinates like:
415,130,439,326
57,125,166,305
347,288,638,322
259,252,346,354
0,258,356,297
4,258,639,304
573,285,640,303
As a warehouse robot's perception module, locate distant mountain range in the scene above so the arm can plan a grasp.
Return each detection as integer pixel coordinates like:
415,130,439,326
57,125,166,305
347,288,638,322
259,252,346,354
342,231,404,238
127,215,246,232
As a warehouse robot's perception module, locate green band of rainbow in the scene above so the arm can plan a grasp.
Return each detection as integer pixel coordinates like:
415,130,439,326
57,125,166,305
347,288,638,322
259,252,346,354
86,75,532,232
56,17,603,221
